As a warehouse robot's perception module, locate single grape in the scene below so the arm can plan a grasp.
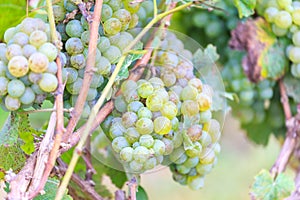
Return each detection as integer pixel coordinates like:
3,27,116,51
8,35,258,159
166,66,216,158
135,117,154,135
161,101,178,119
70,54,86,69
124,0,140,13
0,77,8,95
292,9,300,26
20,87,35,105
38,42,58,62
181,100,199,116
22,44,37,58
129,160,143,172
66,78,83,95
97,36,111,53
5,95,21,111
53,5,66,23
8,56,29,77
4,27,16,43
199,148,215,164
103,45,122,63
161,72,176,87
87,88,97,101
288,46,300,63
113,9,131,30
124,127,140,144
137,107,152,119
187,175,205,190
137,80,154,98
129,14,139,29
107,0,122,11
133,146,150,163
28,52,49,73
95,56,112,75
169,147,186,163
264,7,279,23
122,111,138,128
12,32,29,46
66,20,84,38
65,37,84,55
112,136,130,153
103,18,122,36
144,157,157,170
29,30,48,47
6,44,23,60
46,62,58,74
152,139,166,156
127,101,143,112
120,147,134,162
114,95,128,113
28,72,42,84
154,116,172,135
146,93,163,112
38,73,58,92
139,134,154,148
275,11,292,29
272,24,288,36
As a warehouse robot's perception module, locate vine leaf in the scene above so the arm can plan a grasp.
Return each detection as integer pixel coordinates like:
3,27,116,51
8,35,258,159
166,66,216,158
250,169,294,200
34,178,73,200
283,75,300,103
230,18,288,82
136,186,149,200
233,0,256,18
0,113,19,146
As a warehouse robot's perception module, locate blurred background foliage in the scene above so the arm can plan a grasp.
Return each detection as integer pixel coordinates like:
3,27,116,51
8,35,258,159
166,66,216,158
0,0,283,199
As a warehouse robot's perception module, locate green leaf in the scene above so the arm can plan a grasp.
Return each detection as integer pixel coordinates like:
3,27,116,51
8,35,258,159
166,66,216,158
193,45,219,70
283,75,300,103
136,186,149,200
234,0,256,18
250,170,294,200
34,178,72,200
0,113,19,146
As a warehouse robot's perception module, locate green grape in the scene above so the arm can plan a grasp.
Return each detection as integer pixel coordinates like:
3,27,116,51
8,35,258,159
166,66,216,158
81,103,91,119
56,23,68,41
112,136,130,153
39,42,58,62
95,56,112,75
4,27,16,43
272,24,288,36
70,54,86,69
113,9,131,30
66,78,83,95
199,131,212,147
183,157,199,169
80,31,90,47
29,30,48,47
112,32,133,51
121,80,137,92
39,73,58,92
28,72,42,84
139,134,154,148
129,160,143,172
129,14,139,29
187,175,204,190
122,111,138,128
20,87,35,105
137,107,152,119
137,80,154,98
276,0,292,9
108,0,122,11
199,148,215,164
274,11,292,29
8,56,29,77
141,1,153,17
127,101,143,112
22,44,37,58
176,164,191,175
291,63,300,78
90,74,104,88
136,6,147,24
53,5,66,23
0,62,7,76
109,118,125,139
124,127,140,144
288,46,300,63
133,146,150,163
123,90,139,103
181,100,199,116
0,77,8,95
293,31,300,47
6,44,23,60
172,172,187,185
152,139,166,156
5,95,21,111
161,72,176,87
146,93,163,112
120,147,134,162
87,88,97,101
192,12,209,28
292,9,300,26
206,119,221,142
197,93,212,112
28,52,49,73
102,4,113,22
31,84,45,95
169,147,186,163
161,101,178,119
161,138,174,155
144,157,157,170
154,116,172,135
158,52,179,67
114,95,128,113
180,85,198,101
264,7,279,23
149,77,164,89
135,117,154,135
97,36,111,53
103,18,122,36
46,62,58,74
12,32,29,46
7,79,25,98
65,38,84,55
259,87,273,99
124,0,140,13
103,45,121,63
196,163,212,175
66,20,84,38
187,125,203,142
65,67,78,84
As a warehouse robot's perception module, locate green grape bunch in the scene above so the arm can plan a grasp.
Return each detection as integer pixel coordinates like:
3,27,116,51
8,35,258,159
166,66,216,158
0,17,60,111
99,32,223,190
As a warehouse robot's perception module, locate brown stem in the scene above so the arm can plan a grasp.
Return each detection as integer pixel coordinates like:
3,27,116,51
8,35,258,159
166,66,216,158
128,177,138,200
78,2,93,23
115,190,126,200
64,0,103,142
270,79,300,177
57,159,104,200
83,136,96,182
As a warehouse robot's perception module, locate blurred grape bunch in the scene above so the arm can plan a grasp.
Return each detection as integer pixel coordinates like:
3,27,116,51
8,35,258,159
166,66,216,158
0,0,26,41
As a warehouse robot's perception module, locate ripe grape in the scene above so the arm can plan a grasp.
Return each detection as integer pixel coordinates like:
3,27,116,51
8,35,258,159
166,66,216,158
7,79,25,98
5,95,21,111
28,52,49,73
8,56,29,77
20,87,35,105
65,37,84,55
136,117,154,135
103,18,122,36
0,77,8,95
120,147,134,162
112,136,130,153
154,116,172,135
6,44,23,60
102,45,122,63
38,42,58,62
133,146,150,163
29,30,48,47
66,20,84,38
38,73,58,92
139,134,154,148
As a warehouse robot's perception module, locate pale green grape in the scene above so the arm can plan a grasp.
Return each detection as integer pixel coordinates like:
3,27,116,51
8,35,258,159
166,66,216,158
135,117,154,135
7,79,25,98
39,73,58,92
154,116,172,135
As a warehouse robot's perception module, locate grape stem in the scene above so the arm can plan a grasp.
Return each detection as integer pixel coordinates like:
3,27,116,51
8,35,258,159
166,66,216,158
128,177,138,200
56,2,195,199
270,79,300,178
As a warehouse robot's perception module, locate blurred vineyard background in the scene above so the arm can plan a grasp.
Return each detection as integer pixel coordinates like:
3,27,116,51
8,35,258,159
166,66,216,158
0,0,286,199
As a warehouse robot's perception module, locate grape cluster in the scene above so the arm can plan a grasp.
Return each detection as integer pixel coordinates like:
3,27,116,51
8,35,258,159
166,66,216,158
104,33,222,190
0,17,60,111
54,0,146,119
263,0,300,78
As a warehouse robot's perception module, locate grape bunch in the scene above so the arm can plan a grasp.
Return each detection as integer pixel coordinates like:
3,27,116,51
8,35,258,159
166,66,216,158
0,17,60,111
103,33,222,190
262,0,300,78
53,0,147,119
